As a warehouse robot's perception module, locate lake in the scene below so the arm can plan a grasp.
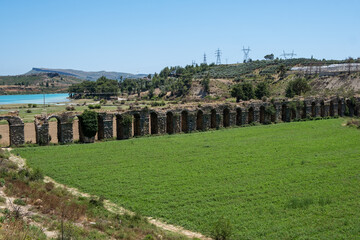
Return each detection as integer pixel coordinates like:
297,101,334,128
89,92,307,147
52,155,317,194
0,93,70,105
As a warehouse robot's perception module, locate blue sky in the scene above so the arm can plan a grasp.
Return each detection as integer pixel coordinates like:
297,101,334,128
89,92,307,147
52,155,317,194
0,0,359,75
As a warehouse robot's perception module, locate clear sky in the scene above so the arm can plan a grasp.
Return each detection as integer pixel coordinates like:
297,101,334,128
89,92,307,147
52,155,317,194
0,0,359,76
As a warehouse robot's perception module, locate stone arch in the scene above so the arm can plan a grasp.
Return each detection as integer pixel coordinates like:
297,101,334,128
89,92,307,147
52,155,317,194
116,115,124,139
290,108,296,120
150,112,158,134
236,108,242,126
196,110,204,131
166,111,174,134
97,113,113,140
133,113,141,136
329,101,334,117
311,102,316,117
210,109,217,128
259,106,265,124
223,108,230,127
281,104,287,121
0,116,24,146
181,111,188,133
47,115,61,143
248,107,254,124
320,101,325,117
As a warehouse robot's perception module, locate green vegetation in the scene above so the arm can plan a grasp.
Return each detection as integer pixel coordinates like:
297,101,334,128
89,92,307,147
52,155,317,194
0,148,187,240
68,76,119,99
79,110,98,138
285,78,311,98
14,119,360,239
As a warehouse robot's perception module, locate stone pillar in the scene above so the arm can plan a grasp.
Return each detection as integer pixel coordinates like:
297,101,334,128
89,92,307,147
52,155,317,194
158,113,166,134
295,107,301,119
229,110,236,126
140,111,150,136
9,124,25,146
58,122,73,144
187,112,196,132
315,103,321,117
242,109,248,125
274,104,282,122
324,103,330,117
253,107,260,123
305,101,312,118
332,101,338,117
173,113,181,133
35,121,50,145
98,113,114,140
203,112,211,130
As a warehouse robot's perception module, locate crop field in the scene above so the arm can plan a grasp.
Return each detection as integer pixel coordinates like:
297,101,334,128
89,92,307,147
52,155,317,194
14,119,360,239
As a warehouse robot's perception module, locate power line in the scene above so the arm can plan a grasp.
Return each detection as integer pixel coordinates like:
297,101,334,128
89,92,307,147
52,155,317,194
215,48,222,65
242,46,251,62
280,50,297,59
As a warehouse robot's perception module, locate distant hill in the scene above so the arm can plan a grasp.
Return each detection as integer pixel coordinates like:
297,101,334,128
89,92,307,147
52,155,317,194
26,68,148,81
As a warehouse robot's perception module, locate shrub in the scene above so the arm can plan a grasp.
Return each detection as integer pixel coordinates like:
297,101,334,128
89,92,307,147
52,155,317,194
88,104,95,109
285,78,310,98
65,105,75,111
26,109,32,113
94,104,101,109
211,217,233,240
13,198,26,206
79,110,98,138
0,178,5,187
255,82,270,99
30,168,44,181
121,114,132,126
100,99,107,105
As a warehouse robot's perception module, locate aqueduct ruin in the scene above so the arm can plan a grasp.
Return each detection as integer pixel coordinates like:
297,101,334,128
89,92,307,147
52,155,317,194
1,96,359,146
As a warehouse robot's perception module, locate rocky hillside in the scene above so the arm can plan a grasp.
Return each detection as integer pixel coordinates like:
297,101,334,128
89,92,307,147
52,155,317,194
0,73,83,94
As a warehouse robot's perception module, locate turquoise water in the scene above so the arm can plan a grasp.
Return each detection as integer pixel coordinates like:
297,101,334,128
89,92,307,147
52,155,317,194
0,93,69,105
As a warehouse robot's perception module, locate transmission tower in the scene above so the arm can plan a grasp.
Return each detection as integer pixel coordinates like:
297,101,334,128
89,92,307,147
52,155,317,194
215,48,222,65
242,46,251,62
203,53,207,64
192,60,196,66
280,50,297,59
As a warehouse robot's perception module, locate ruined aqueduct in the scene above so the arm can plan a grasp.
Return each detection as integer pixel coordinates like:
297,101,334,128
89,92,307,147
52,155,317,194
1,96,359,146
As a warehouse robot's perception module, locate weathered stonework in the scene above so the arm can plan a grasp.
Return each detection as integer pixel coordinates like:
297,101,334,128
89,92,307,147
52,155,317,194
2,96,359,147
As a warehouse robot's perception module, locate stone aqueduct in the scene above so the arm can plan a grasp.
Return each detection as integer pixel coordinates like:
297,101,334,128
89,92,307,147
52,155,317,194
1,96,359,146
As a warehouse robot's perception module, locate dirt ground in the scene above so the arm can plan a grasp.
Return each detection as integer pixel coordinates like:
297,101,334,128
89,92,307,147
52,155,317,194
0,119,118,146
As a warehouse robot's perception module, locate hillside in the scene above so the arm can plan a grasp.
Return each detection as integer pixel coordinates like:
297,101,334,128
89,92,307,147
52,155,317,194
0,73,83,94
134,58,360,101
26,68,148,81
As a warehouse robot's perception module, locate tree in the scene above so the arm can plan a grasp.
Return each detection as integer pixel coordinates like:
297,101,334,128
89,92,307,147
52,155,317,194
264,54,274,60
241,82,255,100
277,64,286,79
79,110,98,139
285,78,310,98
231,82,254,102
231,84,244,102
255,82,270,99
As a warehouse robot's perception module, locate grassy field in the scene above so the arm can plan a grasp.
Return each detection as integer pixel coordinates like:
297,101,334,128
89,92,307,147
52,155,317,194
14,119,360,239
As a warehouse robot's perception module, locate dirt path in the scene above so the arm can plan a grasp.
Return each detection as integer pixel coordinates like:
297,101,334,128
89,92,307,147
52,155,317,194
6,149,211,240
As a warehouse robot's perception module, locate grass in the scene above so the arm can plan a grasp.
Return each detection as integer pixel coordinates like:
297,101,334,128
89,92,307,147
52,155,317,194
14,118,360,239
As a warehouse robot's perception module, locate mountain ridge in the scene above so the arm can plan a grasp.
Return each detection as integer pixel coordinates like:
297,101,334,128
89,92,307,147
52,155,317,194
26,68,148,81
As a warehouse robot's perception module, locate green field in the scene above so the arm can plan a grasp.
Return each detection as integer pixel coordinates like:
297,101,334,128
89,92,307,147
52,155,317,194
14,119,360,239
